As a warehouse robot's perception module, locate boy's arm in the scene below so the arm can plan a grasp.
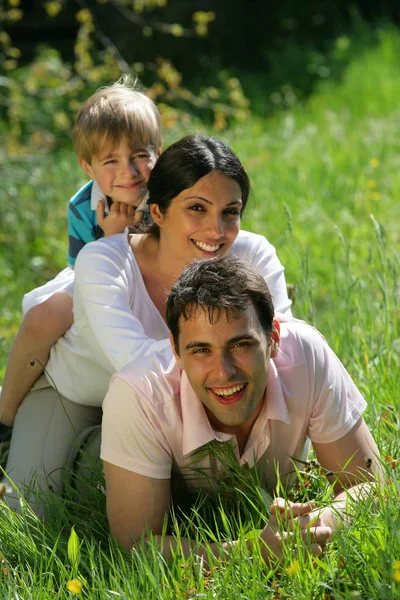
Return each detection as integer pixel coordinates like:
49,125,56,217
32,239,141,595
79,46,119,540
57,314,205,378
68,200,98,267
0,292,73,426
68,192,143,265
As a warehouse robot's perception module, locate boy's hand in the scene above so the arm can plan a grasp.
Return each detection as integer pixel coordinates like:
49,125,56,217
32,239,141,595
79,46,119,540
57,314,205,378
258,498,332,564
96,200,144,237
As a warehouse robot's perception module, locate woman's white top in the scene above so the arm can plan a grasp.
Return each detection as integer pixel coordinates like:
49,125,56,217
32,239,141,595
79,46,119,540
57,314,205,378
43,229,292,406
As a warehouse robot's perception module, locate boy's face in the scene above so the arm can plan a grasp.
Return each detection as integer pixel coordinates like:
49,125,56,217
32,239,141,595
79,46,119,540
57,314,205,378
172,304,280,439
79,139,159,206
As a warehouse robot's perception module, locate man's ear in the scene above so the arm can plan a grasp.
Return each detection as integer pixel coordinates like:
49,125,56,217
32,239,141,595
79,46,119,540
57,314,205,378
78,157,95,179
169,333,181,366
270,318,281,358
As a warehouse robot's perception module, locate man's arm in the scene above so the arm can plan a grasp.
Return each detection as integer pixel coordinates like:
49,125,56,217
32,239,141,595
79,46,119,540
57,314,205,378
104,462,171,550
102,377,331,563
312,417,383,529
104,462,332,562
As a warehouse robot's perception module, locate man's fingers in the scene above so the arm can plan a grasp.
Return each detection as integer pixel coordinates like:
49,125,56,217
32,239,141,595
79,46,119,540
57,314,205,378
0,483,7,500
271,498,316,514
270,499,316,524
286,512,321,532
308,543,323,556
270,497,287,512
303,525,333,546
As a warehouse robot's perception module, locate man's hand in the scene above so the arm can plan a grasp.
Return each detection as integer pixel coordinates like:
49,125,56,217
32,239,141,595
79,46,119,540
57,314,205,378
258,498,333,564
96,200,144,236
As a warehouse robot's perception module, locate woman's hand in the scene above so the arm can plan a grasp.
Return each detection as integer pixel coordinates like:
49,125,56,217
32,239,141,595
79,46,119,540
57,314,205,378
258,498,333,564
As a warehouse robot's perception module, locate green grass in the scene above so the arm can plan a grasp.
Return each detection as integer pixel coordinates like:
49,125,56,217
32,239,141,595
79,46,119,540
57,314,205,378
0,24,399,600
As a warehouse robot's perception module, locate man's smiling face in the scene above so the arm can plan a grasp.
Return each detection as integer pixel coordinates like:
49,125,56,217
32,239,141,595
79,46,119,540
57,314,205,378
172,304,280,439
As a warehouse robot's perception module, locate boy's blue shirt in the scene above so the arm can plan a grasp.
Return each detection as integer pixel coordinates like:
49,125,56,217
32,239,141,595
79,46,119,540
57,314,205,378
67,180,104,266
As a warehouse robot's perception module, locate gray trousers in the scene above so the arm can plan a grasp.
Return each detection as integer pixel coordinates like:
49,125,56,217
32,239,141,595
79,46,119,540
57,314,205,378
3,375,102,518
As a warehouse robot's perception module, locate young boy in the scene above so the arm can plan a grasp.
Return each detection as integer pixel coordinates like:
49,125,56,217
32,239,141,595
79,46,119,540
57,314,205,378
0,77,162,432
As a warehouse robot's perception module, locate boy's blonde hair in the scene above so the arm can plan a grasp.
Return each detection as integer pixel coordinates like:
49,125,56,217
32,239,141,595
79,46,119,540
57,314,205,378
73,76,162,163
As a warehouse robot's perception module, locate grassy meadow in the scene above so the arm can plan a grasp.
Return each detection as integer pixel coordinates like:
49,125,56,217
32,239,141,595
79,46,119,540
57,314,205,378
0,25,399,600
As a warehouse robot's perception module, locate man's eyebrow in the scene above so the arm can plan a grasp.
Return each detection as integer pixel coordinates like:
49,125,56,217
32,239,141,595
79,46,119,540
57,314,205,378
184,341,212,351
227,334,258,345
184,196,243,206
184,334,257,351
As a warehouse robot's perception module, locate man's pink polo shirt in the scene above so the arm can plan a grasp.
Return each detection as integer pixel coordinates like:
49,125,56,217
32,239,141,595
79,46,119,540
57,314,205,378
101,320,367,492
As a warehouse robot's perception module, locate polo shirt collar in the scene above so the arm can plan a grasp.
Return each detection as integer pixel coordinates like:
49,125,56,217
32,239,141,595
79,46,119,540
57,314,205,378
180,358,290,457
248,360,291,446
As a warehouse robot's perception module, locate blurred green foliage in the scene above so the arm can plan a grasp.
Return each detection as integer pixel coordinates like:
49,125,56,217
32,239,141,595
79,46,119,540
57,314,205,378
0,0,251,158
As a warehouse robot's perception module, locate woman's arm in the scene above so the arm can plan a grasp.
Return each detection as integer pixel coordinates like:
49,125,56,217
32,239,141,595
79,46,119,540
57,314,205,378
73,238,171,372
234,232,293,316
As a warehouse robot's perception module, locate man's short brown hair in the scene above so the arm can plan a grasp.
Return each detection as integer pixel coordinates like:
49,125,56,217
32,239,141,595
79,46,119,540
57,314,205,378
166,256,275,353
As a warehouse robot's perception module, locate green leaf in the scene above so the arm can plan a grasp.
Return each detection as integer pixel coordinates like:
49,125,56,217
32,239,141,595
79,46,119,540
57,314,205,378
67,526,81,570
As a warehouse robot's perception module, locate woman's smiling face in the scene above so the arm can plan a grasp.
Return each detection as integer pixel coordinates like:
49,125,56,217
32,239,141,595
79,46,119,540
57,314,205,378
150,170,242,263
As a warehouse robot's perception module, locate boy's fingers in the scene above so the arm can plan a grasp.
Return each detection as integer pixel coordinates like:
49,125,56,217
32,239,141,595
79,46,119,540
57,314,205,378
133,209,143,225
96,200,106,227
109,202,120,213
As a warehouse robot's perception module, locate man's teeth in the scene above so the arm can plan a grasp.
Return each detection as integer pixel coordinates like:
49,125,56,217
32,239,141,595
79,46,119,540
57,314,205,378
195,241,220,252
214,383,246,396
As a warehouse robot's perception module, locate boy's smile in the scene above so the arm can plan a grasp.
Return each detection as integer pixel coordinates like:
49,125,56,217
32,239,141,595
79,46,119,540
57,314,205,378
79,139,158,206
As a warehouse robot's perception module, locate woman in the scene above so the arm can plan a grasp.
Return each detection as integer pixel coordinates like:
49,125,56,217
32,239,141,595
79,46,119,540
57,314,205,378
4,134,292,516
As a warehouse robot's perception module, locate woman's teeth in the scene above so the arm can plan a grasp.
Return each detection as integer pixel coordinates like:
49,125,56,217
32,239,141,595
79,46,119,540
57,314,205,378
195,241,220,252
214,383,246,396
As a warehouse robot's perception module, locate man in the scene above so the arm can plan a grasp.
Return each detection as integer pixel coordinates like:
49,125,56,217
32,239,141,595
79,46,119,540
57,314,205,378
101,256,381,563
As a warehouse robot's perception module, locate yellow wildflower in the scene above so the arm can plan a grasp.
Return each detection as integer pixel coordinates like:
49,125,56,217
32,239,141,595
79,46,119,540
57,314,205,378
369,158,380,168
366,179,377,189
285,559,300,576
76,9,92,24
67,578,82,594
394,560,400,583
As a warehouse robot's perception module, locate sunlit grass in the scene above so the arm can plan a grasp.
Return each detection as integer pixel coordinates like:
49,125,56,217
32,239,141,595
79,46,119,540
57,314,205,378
0,24,399,600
